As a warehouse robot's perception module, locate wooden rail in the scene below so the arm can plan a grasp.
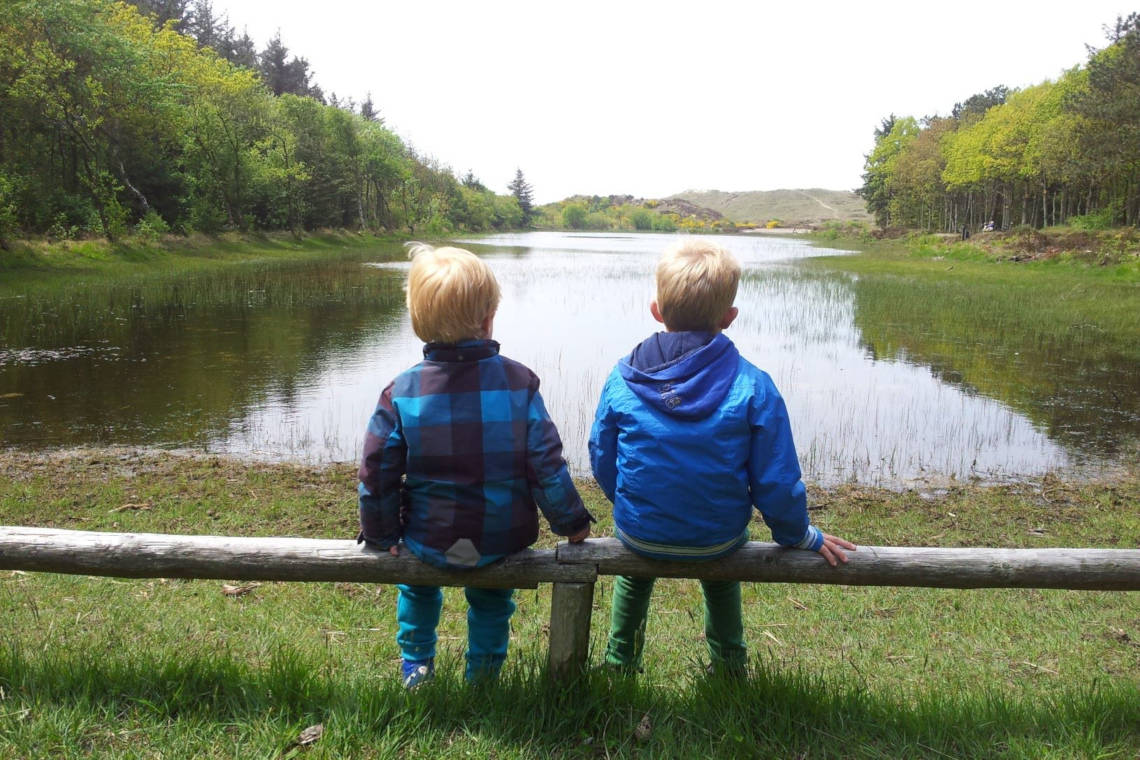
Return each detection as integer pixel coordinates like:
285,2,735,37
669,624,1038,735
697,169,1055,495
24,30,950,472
3,527,1139,678
557,540,1140,590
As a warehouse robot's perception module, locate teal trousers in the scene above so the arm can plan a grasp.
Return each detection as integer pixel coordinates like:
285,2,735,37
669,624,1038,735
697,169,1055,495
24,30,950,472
396,584,516,681
604,575,746,670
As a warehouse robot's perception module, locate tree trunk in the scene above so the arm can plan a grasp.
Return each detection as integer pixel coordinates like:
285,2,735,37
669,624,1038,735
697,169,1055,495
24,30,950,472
118,160,150,215
1002,183,1012,230
357,185,366,231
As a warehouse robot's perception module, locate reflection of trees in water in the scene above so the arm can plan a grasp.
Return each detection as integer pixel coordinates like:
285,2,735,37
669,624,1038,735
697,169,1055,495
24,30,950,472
849,275,1139,458
0,260,406,448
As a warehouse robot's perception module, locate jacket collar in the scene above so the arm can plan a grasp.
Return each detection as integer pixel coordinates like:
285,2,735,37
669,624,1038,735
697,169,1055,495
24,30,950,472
423,339,499,363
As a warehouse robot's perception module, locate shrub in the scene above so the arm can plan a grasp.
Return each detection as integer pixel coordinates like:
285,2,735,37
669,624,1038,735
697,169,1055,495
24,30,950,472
134,211,171,242
561,203,587,229
584,212,611,231
1068,204,1119,231
630,209,653,231
0,176,19,244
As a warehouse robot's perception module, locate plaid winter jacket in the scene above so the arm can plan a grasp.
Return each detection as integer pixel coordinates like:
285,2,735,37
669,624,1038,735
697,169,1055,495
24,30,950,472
358,339,592,569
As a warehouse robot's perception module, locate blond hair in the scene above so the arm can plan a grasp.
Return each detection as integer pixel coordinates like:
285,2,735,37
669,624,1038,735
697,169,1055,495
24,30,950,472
655,238,740,331
404,242,501,343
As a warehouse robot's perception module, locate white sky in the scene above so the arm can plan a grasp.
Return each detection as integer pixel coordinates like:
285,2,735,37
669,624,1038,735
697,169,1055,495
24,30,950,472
215,0,1132,203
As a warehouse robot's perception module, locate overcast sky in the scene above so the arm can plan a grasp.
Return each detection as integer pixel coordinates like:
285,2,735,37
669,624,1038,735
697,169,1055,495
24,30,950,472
213,0,1131,203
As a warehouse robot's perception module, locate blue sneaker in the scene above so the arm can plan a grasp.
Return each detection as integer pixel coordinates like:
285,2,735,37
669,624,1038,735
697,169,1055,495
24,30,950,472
401,658,434,690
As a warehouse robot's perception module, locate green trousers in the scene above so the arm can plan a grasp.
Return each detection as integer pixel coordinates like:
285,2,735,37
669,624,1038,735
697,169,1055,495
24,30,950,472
604,575,746,670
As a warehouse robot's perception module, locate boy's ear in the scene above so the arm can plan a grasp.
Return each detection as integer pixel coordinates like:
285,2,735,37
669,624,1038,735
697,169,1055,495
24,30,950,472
650,301,665,324
718,306,739,330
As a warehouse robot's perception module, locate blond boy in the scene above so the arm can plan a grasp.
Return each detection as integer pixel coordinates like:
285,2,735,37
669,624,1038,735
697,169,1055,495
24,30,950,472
359,243,592,688
589,238,854,673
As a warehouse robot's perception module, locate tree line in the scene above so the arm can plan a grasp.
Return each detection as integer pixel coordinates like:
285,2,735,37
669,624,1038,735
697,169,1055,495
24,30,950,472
859,14,1140,232
0,0,530,247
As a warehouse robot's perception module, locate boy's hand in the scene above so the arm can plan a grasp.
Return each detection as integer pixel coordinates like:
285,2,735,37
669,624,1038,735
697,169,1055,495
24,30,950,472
818,534,856,567
389,545,399,557
567,525,590,543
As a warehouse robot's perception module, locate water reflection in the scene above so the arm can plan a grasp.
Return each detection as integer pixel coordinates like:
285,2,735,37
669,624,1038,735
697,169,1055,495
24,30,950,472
212,232,1075,484
1,232,1133,486
849,272,1139,460
0,255,407,451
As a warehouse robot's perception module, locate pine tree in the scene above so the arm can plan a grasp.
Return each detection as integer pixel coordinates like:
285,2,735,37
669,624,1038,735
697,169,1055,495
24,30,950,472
507,168,534,226
127,0,190,31
228,29,258,69
259,32,322,99
462,170,486,192
187,0,229,51
360,93,381,123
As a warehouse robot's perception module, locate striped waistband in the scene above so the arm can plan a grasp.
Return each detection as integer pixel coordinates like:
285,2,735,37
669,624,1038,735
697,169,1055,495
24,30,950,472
614,526,748,562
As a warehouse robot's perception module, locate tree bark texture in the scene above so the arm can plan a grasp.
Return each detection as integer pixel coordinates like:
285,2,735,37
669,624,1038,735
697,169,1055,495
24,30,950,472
0,527,596,588
556,539,1140,591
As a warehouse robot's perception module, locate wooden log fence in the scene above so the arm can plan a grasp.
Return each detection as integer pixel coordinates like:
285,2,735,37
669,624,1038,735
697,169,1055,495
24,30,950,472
3,526,1139,679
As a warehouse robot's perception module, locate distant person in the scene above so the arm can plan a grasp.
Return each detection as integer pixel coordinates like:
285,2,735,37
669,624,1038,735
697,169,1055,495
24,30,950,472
983,220,995,232
357,243,593,689
961,224,970,240
589,238,855,675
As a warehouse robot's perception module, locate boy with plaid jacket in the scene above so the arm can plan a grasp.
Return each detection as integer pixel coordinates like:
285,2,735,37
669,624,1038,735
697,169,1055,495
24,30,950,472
358,243,592,688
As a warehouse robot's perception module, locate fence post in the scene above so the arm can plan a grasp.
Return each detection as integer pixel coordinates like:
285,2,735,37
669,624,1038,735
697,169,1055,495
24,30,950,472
547,581,595,680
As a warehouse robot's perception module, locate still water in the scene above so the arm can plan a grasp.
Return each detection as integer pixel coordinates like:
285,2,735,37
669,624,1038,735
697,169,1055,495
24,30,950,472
1,232,1135,485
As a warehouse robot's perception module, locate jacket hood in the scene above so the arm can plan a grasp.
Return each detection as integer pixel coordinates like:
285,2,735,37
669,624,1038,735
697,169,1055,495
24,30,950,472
618,332,740,419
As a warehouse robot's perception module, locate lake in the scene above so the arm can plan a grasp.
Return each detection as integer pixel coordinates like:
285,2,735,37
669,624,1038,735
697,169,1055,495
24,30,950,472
1,231,1135,486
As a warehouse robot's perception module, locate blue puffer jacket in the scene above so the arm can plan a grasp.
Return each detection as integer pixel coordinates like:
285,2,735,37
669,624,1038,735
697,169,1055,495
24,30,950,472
589,331,823,560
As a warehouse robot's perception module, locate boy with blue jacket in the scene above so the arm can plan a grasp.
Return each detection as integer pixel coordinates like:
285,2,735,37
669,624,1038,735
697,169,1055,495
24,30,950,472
358,243,593,688
589,238,855,673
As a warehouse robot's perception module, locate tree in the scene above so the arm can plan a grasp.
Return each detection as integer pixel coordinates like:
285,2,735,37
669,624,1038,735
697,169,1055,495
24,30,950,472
1,0,201,238
873,114,897,140
1067,13,1140,224
507,168,534,226
952,85,1010,123
187,0,229,51
858,116,919,227
0,0,558,239
0,172,17,250
359,92,381,123
461,170,486,192
227,29,258,69
886,117,952,230
259,32,321,99
127,0,190,30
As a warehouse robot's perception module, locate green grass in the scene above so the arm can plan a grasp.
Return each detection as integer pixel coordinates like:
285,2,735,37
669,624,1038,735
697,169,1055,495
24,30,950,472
808,228,1140,278
0,230,408,290
1,450,1138,757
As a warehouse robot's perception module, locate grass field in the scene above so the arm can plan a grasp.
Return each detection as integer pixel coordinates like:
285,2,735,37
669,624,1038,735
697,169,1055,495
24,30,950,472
1,450,1137,758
